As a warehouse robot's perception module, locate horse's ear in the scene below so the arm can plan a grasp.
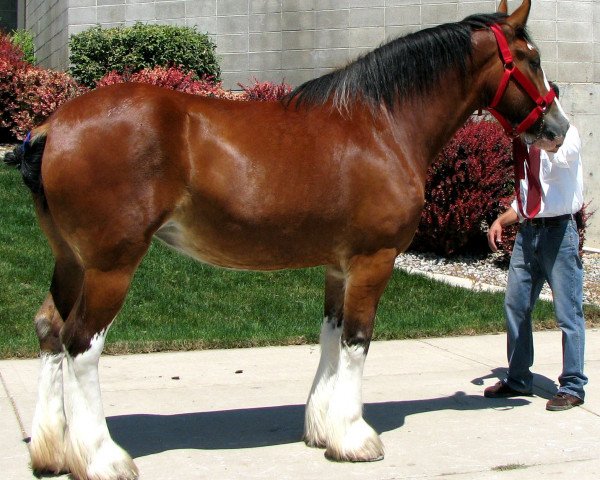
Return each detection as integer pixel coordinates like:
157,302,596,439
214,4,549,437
506,0,531,28
497,0,508,14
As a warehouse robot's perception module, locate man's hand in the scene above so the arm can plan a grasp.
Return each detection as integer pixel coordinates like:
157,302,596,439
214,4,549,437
487,208,519,253
487,219,503,252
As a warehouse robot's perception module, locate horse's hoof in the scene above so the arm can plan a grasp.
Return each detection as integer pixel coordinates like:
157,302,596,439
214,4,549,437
303,435,327,449
66,438,139,480
29,435,68,475
31,465,70,476
323,419,385,462
324,440,385,463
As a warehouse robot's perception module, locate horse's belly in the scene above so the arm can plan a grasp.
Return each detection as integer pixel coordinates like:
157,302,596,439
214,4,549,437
154,219,332,271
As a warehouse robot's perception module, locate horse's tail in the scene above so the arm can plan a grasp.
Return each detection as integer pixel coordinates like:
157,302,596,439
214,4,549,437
3,126,48,195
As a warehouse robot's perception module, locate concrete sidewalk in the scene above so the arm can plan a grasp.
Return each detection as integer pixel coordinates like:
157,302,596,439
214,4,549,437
1,330,599,480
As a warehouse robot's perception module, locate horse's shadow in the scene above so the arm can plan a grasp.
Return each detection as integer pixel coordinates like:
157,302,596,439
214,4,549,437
107,368,554,458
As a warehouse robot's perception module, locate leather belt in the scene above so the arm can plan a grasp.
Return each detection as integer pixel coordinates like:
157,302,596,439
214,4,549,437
523,214,572,227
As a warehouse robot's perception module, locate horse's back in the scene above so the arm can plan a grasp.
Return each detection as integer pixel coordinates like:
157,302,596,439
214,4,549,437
37,82,419,271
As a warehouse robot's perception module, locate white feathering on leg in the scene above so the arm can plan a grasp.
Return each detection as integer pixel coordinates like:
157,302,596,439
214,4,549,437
304,317,342,447
325,342,384,462
63,329,138,480
30,352,67,474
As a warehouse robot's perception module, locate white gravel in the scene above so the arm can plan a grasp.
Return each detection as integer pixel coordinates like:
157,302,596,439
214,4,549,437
395,250,600,306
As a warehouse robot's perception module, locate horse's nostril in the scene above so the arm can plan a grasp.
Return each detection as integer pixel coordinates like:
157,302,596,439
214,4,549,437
541,125,557,141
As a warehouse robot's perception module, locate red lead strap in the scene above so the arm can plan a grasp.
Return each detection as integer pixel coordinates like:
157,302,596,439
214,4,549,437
487,24,556,138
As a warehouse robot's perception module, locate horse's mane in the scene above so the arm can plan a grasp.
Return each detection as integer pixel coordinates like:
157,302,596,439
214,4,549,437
286,12,532,112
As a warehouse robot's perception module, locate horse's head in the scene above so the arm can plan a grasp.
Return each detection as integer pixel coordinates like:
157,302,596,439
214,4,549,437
484,0,569,151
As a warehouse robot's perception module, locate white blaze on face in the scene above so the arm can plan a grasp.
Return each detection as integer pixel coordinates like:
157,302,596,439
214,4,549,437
542,70,568,120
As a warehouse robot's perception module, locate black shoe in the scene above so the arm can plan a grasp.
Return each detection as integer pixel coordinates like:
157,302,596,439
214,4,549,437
484,380,532,398
546,393,583,411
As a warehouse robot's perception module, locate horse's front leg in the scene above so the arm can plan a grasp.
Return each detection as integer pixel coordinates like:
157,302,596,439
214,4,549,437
325,248,396,462
304,265,345,448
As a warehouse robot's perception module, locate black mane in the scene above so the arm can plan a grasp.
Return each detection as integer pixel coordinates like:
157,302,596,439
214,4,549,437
287,12,531,111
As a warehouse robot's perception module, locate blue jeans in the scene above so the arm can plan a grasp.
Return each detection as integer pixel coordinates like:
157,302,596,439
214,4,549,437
504,216,587,400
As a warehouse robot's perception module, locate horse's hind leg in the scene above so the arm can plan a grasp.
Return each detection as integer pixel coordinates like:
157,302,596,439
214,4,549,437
304,265,345,447
30,293,69,474
324,248,396,462
30,210,84,475
61,264,142,480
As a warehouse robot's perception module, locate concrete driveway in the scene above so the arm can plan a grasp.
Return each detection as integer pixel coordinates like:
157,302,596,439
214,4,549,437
1,330,599,479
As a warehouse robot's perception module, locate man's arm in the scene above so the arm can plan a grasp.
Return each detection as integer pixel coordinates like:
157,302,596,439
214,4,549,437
550,125,581,167
487,207,519,252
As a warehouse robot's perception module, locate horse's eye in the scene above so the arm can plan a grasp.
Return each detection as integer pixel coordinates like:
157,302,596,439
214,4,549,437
529,58,541,70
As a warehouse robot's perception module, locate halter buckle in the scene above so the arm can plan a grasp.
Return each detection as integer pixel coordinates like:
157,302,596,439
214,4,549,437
537,98,548,111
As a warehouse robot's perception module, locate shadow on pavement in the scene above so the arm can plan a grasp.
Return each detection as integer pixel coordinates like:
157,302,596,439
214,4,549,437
108,391,530,458
471,367,558,399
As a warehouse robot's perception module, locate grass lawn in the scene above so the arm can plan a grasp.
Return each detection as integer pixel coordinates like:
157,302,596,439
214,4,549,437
2,164,596,359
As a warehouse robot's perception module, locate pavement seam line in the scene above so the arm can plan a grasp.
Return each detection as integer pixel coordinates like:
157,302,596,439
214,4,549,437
417,338,496,368
0,368,28,439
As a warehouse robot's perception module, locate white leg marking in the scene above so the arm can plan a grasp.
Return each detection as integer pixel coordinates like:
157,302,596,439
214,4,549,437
325,343,384,462
304,317,342,447
64,330,138,480
30,352,67,474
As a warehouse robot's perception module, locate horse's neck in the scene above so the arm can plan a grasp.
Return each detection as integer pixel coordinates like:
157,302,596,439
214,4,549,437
388,71,486,177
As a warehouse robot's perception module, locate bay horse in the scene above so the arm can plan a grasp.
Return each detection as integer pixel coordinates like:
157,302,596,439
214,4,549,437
4,1,569,479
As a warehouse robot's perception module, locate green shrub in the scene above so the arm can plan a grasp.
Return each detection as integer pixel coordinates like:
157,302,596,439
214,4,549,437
69,23,220,87
9,29,36,64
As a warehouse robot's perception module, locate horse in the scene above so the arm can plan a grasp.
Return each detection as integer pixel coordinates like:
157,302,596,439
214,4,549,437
3,1,569,478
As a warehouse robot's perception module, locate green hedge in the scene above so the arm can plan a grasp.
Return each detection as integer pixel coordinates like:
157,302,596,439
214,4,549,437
9,29,36,65
69,23,220,87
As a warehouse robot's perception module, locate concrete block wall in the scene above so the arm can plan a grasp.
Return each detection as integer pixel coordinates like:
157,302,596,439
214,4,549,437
26,0,69,69
25,0,600,247
560,83,600,247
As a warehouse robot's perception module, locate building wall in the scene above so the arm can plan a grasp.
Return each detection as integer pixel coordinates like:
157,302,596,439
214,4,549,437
26,0,69,68
24,0,600,247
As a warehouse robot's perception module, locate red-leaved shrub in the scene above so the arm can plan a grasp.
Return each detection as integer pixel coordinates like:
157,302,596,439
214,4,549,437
1,33,85,140
96,68,295,104
576,203,594,253
238,77,293,101
1,59,291,141
8,69,85,139
96,66,245,100
0,33,27,139
412,119,592,257
0,33,26,67
410,119,514,255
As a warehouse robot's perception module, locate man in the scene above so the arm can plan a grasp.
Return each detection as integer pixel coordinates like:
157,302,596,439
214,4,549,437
485,84,586,411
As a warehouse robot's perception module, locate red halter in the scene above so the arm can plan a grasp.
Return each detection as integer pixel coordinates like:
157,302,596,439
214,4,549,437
487,24,556,138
